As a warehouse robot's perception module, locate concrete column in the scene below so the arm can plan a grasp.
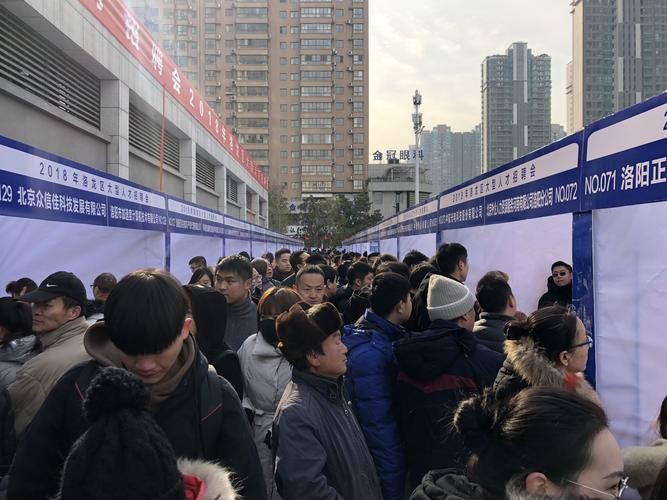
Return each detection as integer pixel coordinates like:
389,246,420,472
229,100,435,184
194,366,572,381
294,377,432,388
238,180,248,221
180,139,196,203
215,163,227,214
100,80,130,179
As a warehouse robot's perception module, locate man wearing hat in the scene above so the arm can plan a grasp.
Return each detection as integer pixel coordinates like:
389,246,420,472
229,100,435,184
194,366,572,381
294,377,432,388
9,271,90,436
393,275,503,489
272,302,383,500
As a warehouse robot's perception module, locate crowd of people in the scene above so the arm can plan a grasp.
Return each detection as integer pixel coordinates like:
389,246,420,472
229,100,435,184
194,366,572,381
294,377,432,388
0,244,663,500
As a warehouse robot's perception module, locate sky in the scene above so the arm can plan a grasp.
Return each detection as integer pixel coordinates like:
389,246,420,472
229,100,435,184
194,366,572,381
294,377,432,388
369,0,572,156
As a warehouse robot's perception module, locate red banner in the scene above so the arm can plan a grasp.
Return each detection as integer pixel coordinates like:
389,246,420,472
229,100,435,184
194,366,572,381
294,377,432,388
79,0,268,189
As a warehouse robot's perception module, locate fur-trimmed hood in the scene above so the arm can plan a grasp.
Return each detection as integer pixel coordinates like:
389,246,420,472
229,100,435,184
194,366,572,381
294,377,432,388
178,458,238,500
493,336,600,405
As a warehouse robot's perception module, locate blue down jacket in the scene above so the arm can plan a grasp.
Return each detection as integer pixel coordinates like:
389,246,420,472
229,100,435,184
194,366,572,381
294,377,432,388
342,310,406,500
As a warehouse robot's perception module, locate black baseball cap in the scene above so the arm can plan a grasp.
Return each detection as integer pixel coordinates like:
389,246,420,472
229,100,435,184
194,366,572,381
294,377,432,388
19,271,87,307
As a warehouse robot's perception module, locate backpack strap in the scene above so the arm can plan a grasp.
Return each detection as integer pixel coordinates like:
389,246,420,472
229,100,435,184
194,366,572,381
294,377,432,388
199,366,224,460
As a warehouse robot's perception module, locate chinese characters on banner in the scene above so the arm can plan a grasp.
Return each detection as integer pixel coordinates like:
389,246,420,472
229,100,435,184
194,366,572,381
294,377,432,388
373,150,424,161
79,0,267,189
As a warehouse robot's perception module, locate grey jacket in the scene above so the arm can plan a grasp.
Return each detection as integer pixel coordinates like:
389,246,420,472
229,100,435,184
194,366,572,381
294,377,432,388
273,369,382,500
472,313,514,354
0,336,39,387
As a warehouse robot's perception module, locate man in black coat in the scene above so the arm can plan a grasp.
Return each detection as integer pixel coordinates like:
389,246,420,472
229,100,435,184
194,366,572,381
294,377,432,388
473,271,517,354
7,269,266,500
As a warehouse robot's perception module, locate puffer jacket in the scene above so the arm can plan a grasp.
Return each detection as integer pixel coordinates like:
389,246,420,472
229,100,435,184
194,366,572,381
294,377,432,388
493,336,600,404
394,320,503,489
273,369,383,500
342,310,406,500
0,335,39,387
472,313,513,354
410,470,489,500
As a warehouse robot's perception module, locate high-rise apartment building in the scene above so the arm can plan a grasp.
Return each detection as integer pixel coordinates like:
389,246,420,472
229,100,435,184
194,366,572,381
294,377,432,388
568,0,667,132
128,0,369,216
481,42,551,172
422,124,481,193
551,123,567,143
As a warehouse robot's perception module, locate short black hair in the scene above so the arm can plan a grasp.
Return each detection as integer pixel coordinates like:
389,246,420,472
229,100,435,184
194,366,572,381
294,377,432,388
5,278,37,296
216,255,253,281
92,273,117,294
251,258,268,277
0,298,32,342
375,261,410,279
402,250,429,268
347,262,373,286
105,269,188,355
290,250,308,271
238,251,252,261
305,254,327,266
275,248,291,260
188,256,207,267
370,273,411,317
367,252,380,260
551,261,573,273
61,296,85,318
296,265,325,285
410,262,438,290
318,265,337,285
476,272,514,313
337,261,351,286
261,252,274,264
435,243,468,275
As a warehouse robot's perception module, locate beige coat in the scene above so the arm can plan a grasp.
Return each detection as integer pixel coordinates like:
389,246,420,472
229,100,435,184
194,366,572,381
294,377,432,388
8,316,90,436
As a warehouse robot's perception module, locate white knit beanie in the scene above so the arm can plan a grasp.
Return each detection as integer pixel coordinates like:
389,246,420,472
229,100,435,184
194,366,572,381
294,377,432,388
426,275,476,321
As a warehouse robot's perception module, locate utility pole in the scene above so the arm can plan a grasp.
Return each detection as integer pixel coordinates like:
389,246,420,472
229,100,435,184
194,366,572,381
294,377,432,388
412,90,423,206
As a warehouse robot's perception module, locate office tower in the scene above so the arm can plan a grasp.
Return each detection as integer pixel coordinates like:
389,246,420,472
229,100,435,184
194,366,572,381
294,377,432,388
127,1,369,215
551,124,566,142
568,0,667,132
481,42,551,172
422,124,481,193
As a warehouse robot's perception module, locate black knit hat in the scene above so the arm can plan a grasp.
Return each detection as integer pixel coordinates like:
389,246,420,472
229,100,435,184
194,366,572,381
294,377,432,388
276,302,342,364
56,367,185,500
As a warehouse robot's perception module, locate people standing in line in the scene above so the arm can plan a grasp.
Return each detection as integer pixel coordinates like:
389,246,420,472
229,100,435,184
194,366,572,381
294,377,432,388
54,367,238,500
280,251,310,289
183,284,243,399
188,255,208,274
86,272,117,324
411,388,625,500
10,271,90,437
261,252,275,280
342,273,412,500
394,275,503,488
272,249,293,283
409,262,438,297
0,298,37,387
272,302,382,500
7,268,266,500
473,272,518,354
215,255,257,351
251,258,279,304
538,261,573,309
402,250,429,271
4,278,37,299
318,265,338,301
293,265,326,307
238,287,301,499
188,267,215,288
493,305,599,405
331,261,373,319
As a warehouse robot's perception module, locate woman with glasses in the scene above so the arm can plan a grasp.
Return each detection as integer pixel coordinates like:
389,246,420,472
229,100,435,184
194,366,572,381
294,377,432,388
410,387,627,500
493,305,600,405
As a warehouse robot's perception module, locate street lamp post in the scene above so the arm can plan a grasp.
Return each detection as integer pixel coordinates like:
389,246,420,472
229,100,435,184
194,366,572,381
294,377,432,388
412,90,423,207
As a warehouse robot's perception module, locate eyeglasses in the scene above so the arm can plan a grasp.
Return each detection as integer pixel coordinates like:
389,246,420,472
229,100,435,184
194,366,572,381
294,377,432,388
565,476,629,499
552,271,570,277
570,334,594,350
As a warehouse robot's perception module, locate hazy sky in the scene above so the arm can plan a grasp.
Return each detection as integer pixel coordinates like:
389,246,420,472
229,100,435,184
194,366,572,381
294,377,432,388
369,0,572,155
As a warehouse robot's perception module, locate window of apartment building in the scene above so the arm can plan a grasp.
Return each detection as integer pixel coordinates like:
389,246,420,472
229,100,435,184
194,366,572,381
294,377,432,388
291,151,301,159
225,102,235,111
236,70,268,81
302,102,332,112
353,54,363,65
205,23,217,34
205,54,218,65
205,39,218,49
205,86,217,97
280,57,288,64
335,164,345,173
239,55,268,65
334,24,344,32
353,164,365,175
302,150,332,161
225,8,233,16
353,23,364,33
302,165,331,176
224,71,233,79
353,180,363,190
237,23,268,33
334,40,344,49
302,181,332,192
280,119,288,128
280,73,288,80
239,134,269,144
237,86,268,96
280,26,288,34
353,70,364,81
280,151,288,159
291,182,300,190
280,104,288,112
335,180,345,188
205,70,218,81
335,102,344,111
290,104,300,112
301,23,331,33
353,8,364,17
291,88,299,96
237,102,269,112
353,39,364,49
291,42,299,49
280,88,289,96
162,39,174,50
290,73,300,81
353,117,364,128
335,9,344,17
334,133,343,141
280,166,288,174
290,11,299,18
225,24,233,33
237,7,267,18
291,135,300,143
301,71,331,81
335,118,344,126
291,120,300,127
334,71,343,79
290,26,300,34
301,7,332,17
353,149,364,159
238,118,269,127
162,24,174,34
353,133,364,144
334,86,344,95
291,166,301,175
301,54,331,64
280,42,288,49
302,134,332,145
335,149,344,158
237,39,268,49
301,86,331,97
225,40,234,48
301,39,332,49
352,101,363,113
291,57,300,64
353,86,363,96
225,54,236,64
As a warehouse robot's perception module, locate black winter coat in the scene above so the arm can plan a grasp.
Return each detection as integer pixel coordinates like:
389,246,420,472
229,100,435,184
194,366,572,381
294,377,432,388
537,276,572,309
393,320,503,488
472,313,514,354
7,351,266,500
410,470,489,500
